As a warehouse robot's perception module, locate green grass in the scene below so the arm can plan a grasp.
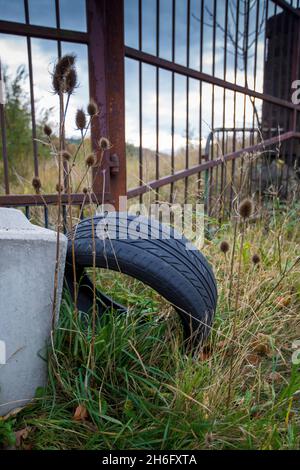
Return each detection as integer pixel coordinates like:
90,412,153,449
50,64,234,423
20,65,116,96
1,204,300,450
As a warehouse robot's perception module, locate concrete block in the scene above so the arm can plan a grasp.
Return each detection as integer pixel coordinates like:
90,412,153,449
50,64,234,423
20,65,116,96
0,208,67,416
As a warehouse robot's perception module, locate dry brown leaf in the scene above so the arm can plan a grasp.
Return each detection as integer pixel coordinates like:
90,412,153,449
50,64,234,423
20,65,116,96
73,404,89,421
276,295,292,308
15,427,31,448
246,353,262,366
198,344,214,361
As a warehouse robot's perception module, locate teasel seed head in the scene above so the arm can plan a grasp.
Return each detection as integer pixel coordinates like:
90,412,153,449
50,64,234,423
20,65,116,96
85,154,95,167
52,54,76,95
55,54,76,77
75,108,87,130
43,124,52,137
238,198,254,220
32,176,42,194
99,137,110,151
252,254,261,265
56,183,64,193
87,99,98,117
220,240,230,254
52,71,61,94
65,67,78,95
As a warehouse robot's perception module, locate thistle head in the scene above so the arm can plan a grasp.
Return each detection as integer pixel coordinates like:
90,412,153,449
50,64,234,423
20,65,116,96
32,176,42,194
64,67,78,95
75,108,87,130
252,254,260,265
56,183,64,193
55,54,76,77
99,137,111,151
43,124,52,137
238,198,254,220
85,154,95,167
220,240,230,254
52,54,77,95
87,99,98,117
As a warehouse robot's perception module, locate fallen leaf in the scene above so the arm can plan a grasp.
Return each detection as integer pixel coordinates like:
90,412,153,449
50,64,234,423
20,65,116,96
276,296,292,308
73,404,89,421
198,345,213,361
15,427,31,448
246,353,262,366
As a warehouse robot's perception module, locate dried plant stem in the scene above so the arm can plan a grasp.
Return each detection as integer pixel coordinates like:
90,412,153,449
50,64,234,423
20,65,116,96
65,161,78,321
255,256,300,312
52,93,63,328
88,188,97,373
74,166,91,193
228,217,238,308
233,222,246,313
52,93,70,328
227,220,246,408
69,118,92,170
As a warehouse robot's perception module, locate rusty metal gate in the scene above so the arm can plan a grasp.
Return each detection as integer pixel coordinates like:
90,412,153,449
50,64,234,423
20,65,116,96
0,0,300,223
0,0,126,216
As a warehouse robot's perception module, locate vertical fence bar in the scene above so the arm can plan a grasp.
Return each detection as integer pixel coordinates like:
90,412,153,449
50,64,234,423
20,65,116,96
55,0,62,57
170,0,176,203
250,0,260,197
198,0,204,203
286,11,300,197
155,0,160,202
263,0,270,137
220,0,228,221
229,0,240,214
279,4,290,198
55,0,69,198
0,60,9,194
241,0,250,190
44,206,49,228
210,0,217,216
24,0,39,178
185,0,190,203
138,0,143,203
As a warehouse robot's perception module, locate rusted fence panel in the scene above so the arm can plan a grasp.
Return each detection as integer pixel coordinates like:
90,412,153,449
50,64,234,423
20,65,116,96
0,0,125,217
124,0,300,216
0,0,300,223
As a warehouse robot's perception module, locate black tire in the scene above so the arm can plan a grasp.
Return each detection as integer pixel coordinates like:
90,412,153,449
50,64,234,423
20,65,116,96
67,213,217,345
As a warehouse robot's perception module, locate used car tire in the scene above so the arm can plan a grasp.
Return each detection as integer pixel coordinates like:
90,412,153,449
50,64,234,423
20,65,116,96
67,213,217,345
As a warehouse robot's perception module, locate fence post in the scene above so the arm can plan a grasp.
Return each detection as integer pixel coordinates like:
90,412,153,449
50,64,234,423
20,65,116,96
87,0,126,209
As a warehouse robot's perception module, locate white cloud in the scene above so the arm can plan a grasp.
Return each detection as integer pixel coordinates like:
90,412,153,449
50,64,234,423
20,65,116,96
1,33,265,154
0,35,89,138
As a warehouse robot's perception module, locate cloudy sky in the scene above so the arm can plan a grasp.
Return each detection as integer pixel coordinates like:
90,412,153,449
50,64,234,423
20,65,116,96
0,0,286,154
